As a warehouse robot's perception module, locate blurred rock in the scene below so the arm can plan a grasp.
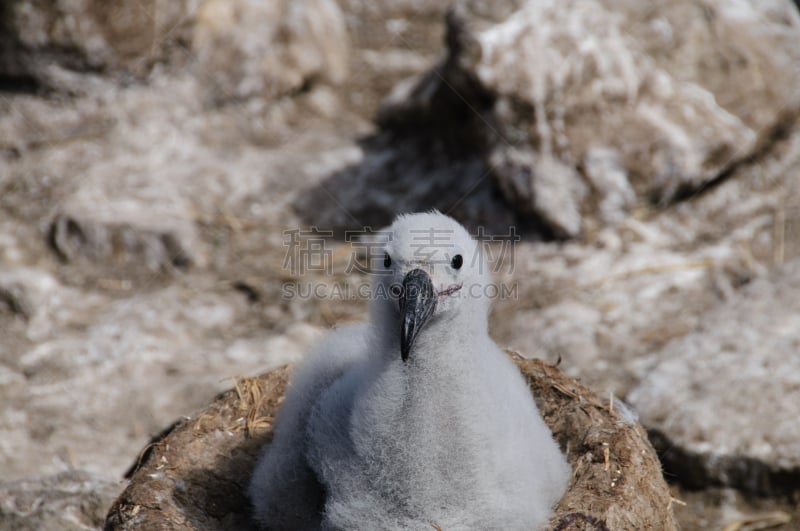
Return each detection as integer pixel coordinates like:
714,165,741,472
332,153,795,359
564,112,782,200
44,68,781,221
0,0,194,84
294,132,521,236
294,7,526,236
490,148,588,237
0,470,118,531
0,273,307,482
495,120,800,401
366,0,800,237
0,268,105,344
47,209,195,284
0,281,30,320
0,0,349,100
629,259,800,495
192,0,349,103
673,486,799,531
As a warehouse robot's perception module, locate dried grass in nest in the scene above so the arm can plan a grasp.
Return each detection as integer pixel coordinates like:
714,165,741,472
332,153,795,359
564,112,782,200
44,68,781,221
104,354,676,530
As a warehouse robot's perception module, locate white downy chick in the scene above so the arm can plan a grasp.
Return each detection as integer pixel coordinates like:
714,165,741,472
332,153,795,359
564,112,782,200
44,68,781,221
250,211,570,530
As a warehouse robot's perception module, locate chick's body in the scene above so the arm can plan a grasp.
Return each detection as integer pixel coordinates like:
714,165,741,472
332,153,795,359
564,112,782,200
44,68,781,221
249,212,570,530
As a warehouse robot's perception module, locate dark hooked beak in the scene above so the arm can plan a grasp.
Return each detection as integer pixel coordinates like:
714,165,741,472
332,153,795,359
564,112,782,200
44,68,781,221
399,268,436,362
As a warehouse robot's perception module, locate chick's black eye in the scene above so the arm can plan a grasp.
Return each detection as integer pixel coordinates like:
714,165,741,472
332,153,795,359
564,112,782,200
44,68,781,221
451,254,463,270
384,253,392,268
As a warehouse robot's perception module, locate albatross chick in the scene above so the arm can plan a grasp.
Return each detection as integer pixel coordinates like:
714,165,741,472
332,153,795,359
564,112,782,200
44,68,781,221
249,212,570,530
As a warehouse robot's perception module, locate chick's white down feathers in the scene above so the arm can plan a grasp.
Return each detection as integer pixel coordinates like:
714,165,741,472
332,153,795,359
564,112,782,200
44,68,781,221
249,212,570,530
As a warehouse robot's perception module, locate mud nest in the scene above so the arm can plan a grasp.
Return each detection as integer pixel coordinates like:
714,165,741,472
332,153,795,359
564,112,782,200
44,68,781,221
104,354,677,530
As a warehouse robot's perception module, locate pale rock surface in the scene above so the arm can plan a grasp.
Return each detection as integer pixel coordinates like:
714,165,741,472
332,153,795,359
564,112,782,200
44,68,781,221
0,268,324,482
0,0,349,101
495,126,800,402
193,0,349,103
0,0,194,80
628,259,800,494
330,0,800,238
0,471,118,531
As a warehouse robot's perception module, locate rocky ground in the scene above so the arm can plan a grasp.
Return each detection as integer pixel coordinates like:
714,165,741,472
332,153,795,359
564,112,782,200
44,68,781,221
1,0,799,529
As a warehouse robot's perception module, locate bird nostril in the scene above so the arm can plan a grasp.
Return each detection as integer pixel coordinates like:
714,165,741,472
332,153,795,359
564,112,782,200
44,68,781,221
390,284,403,298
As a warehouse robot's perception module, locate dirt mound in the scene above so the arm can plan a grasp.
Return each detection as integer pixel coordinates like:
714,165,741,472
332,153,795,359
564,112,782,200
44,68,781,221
105,354,675,530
